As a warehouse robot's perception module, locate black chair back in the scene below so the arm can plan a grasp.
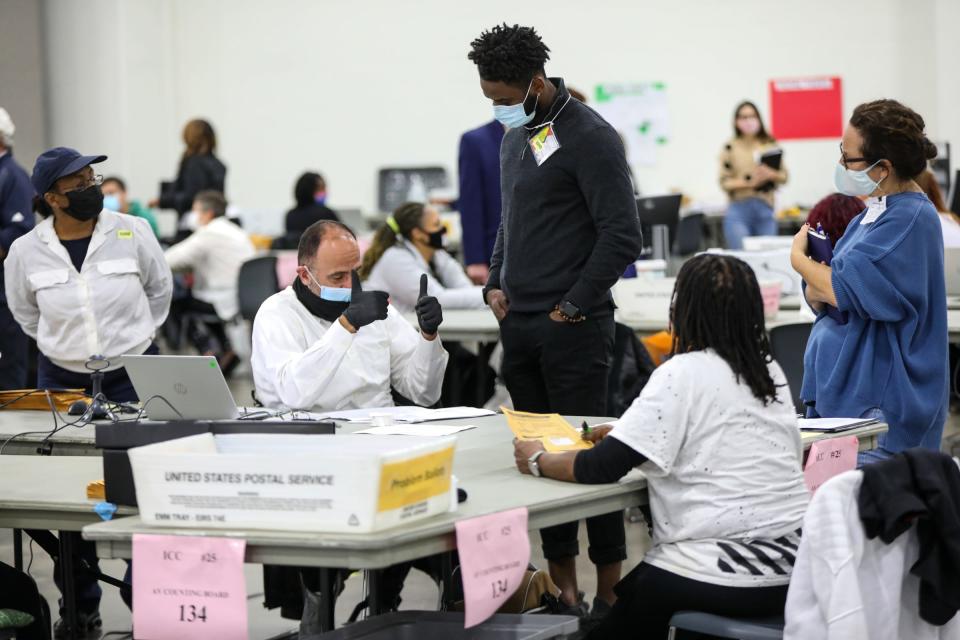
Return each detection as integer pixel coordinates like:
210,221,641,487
238,256,280,321
674,212,705,256
769,322,813,414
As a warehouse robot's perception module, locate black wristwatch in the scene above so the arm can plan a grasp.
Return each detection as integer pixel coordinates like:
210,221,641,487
556,300,584,322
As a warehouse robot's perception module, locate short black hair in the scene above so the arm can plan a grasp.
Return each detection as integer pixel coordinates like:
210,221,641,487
468,23,550,87
102,176,126,191
193,190,227,218
297,219,357,265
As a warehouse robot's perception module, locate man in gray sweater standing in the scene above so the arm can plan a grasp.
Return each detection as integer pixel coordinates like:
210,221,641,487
468,24,642,620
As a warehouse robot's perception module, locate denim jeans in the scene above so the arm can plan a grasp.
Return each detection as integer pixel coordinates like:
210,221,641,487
723,197,777,250
855,407,895,467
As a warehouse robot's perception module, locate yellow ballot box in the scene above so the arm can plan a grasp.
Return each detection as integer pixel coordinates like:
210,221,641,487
502,407,593,453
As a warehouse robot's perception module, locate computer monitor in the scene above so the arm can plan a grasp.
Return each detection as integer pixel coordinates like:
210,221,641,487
337,208,370,234
636,194,682,251
377,167,448,214
949,169,960,215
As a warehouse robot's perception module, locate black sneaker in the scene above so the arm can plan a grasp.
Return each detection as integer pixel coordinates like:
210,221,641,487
571,597,613,638
541,590,590,618
54,610,102,639
589,596,613,620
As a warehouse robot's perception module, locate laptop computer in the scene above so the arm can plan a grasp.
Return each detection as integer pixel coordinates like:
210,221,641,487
945,248,960,307
122,355,239,421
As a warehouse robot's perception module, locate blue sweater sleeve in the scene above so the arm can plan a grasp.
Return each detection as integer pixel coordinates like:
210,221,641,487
458,132,488,266
831,204,938,323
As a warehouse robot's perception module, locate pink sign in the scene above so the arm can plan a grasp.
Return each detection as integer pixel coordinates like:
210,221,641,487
804,435,858,494
455,507,530,628
133,534,248,640
274,252,299,288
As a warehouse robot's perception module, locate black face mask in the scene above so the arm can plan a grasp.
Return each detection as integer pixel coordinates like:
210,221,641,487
423,227,446,249
293,277,348,322
63,184,104,222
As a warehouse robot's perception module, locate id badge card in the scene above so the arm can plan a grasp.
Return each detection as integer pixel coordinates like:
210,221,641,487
529,125,561,166
861,196,887,225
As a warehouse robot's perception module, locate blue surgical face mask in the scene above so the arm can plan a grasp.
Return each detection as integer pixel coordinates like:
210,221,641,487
304,267,352,302
102,194,121,211
833,160,885,197
493,79,538,129
320,286,351,302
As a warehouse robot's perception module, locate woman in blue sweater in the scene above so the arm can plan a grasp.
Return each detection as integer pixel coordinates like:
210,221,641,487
792,99,947,466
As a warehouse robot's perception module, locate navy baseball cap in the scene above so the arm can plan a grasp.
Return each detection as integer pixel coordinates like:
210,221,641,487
31,147,107,195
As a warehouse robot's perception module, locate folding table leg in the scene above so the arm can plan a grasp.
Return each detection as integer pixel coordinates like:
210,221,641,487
317,568,336,631
13,529,23,571
59,530,79,640
366,569,384,616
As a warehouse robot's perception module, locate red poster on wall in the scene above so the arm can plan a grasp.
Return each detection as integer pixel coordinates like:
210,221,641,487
769,76,843,140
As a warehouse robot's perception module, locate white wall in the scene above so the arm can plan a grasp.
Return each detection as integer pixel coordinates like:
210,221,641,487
0,0,48,166
37,0,957,234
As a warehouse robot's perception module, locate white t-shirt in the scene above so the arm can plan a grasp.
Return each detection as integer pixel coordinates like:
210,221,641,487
939,213,960,248
609,349,809,586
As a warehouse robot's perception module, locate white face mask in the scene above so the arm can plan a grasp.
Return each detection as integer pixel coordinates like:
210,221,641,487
737,117,761,136
833,160,885,197
183,210,201,230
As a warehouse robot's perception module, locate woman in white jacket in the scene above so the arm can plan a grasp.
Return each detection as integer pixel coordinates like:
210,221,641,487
360,202,485,313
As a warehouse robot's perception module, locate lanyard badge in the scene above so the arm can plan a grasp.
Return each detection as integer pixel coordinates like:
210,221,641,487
861,196,887,225
529,125,561,166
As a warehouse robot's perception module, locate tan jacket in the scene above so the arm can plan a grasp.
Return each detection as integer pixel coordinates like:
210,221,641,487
719,136,788,207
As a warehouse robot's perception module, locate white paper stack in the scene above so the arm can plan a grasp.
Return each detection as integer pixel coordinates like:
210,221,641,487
797,418,879,433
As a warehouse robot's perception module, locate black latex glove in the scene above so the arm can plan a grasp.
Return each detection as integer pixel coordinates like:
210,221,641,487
415,273,443,335
342,269,389,330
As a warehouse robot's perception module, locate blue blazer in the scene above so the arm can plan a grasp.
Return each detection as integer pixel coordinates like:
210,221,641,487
457,120,504,266
0,152,35,303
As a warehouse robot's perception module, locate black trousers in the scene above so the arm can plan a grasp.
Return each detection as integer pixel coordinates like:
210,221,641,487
0,299,28,390
499,306,626,566
170,295,231,354
586,562,790,639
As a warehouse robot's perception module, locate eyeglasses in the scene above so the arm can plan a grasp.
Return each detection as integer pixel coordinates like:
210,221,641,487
839,142,868,169
84,174,104,188
62,173,103,194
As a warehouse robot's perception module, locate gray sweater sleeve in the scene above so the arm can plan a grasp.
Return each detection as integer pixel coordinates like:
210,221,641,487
563,126,642,311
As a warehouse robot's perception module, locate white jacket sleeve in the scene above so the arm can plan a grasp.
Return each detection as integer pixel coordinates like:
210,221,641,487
386,308,448,406
432,251,486,309
252,308,356,409
784,472,870,640
137,218,173,326
3,241,39,339
163,229,204,272
371,247,484,311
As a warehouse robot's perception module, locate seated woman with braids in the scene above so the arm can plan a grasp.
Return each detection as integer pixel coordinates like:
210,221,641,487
513,253,809,639
361,202,486,313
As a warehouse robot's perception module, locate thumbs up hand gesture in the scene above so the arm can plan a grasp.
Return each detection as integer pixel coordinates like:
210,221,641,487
341,270,389,333
415,273,443,339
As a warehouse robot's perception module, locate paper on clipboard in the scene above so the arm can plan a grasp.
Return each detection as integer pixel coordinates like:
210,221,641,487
501,407,592,452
